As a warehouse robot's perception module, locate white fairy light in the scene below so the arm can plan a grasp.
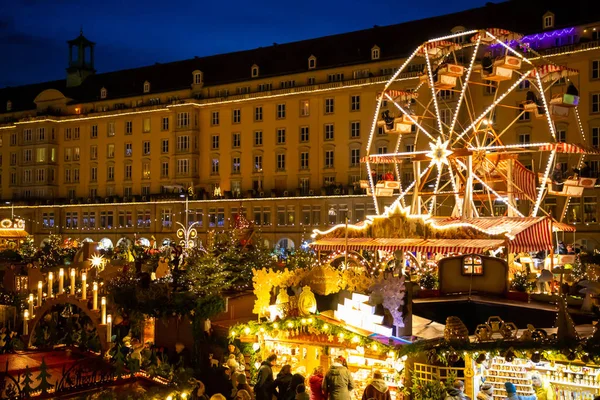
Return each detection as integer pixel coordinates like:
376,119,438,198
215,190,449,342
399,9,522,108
486,31,534,66
386,93,435,142
427,30,479,43
424,50,445,135
426,138,453,170
534,71,556,140
532,150,556,217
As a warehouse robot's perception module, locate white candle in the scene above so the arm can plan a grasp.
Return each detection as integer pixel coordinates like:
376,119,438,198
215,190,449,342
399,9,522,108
37,281,42,307
107,314,112,342
28,294,34,316
58,268,64,294
101,297,106,324
81,272,87,300
70,269,76,295
93,282,98,310
23,310,29,335
48,272,53,298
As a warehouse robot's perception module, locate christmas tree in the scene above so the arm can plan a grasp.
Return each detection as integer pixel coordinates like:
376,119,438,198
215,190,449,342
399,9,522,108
34,358,53,395
113,346,127,379
21,366,35,396
18,236,38,263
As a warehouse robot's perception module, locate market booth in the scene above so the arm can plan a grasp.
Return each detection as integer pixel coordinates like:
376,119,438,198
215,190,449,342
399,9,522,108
231,266,411,400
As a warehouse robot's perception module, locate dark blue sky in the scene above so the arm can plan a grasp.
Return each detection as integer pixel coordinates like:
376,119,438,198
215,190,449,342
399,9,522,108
0,0,492,88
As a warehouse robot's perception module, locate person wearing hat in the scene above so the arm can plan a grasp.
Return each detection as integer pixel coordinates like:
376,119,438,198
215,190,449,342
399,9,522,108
476,383,493,400
531,374,554,400
504,382,536,400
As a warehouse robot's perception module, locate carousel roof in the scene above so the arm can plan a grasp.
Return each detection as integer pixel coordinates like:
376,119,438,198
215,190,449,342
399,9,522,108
311,237,505,253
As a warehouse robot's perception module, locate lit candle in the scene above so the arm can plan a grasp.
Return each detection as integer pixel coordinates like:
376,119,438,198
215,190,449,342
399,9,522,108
37,281,42,307
81,272,87,300
93,282,98,310
101,297,106,324
48,272,53,298
70,269,76,295
107,314,112,342
28,293,34,316
23,310,29,335
58,268,64,294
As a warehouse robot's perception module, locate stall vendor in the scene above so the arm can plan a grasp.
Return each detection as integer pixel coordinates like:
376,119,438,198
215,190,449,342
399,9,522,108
531,374,554,400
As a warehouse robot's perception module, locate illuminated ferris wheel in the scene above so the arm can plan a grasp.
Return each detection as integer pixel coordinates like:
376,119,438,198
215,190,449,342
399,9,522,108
362,28,591,221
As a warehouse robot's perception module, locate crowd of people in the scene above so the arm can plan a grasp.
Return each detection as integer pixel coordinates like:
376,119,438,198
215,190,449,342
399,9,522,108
194,353,393,400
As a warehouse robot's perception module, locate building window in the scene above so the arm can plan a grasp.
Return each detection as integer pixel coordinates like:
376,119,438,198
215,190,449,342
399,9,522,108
277,154,286,171
350,121,360,138
36,148,46,162
462,255,483,275
518,132,531,143
211,158,219,175
107,144,115,158
10,133,17,146
300,100,310,117
193,71,202,84
593,60,600,80
142,162,151,179
300,152,309,169
325,150,334,168
325,124,334,141
254,131,263,146
253,207,271,226
211,111,219,126
88,124,97,139
212,135,220,150
23,129,32,142
557,129,567,143
107,165,115,181
64,148,72,162
143,141,151,155
308,56,316,69
65,128,72,140
42,213,55,228
325,98,334,114
440,108,452,126
161,139,169,153
593,127,600,148
257,83,272,92
280,80,295,89
161,209,172,227
160,117,169,131
592,93,600,114
90,166,98,182
64,169,71,183
161,161,169,177
177,159,189,175
518,80,531,91
233,109,241,124
232,157,241,174
518,104,530,121
277,103,286,119
307,77,316,85
327,73,344,82
137,210,151,228
125,121,133,134
143,81,150,93
37,128,46,141
254,155,263,172
36,168,45,182
251,64,259,77
351,95,360,111
350,148,360,167
300,126,309,142
584,196,597,224
177,112,190,128
277,128,286,144
371,46,380,60
108,121,115,136
125,164,132,180
125,143,133,157
254,106,263,122
543,14,554,29
23,149,32,162
177,135,190,151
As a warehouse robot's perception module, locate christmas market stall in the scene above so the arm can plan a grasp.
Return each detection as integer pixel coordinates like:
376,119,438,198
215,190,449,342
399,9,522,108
231,265,412,400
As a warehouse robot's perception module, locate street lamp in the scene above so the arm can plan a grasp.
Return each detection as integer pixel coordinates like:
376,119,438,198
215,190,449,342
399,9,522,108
177,186,199,249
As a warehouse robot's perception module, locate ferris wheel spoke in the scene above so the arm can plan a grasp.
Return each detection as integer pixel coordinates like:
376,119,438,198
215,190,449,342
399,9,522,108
386,94,436,142
424,50,445,136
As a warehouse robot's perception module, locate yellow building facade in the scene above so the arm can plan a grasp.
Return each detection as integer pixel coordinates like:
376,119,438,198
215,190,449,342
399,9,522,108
1,1,600,250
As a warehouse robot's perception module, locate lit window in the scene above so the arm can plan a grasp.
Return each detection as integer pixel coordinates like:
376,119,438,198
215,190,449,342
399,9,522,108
371,46,380,60
463,255,483,275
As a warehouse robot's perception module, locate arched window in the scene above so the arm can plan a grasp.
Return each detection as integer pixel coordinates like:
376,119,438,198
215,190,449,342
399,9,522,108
138,237,151,247
143,81,151,93
371,46,380,60
277,237,295,250
98,237,114,250
193,70,203,85
308,55,317,70
251,64,259,78
116,237,131,248
543,12,554,29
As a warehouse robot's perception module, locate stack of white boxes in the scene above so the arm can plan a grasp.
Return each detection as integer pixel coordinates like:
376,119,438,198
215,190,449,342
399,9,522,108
334,293,393,336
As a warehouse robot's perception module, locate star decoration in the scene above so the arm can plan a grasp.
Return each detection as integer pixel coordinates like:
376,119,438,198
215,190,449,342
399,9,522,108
328,335,334,342
426,137,453,169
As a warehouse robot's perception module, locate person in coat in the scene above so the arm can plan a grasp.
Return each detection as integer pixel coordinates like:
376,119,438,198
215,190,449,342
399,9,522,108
296,385,310,400
274,364,293,400
445,380,470,400
284,374,306,400
532,374,554,400
476,383,493,400
255,354,277,400
232,374,254,400
322,356,354,400
504,382,536,400
308,366,325,400
361,370,391,400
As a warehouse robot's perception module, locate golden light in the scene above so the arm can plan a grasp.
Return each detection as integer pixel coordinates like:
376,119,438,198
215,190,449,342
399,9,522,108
426,137,453,169
244,327,251,335
89,254,105,269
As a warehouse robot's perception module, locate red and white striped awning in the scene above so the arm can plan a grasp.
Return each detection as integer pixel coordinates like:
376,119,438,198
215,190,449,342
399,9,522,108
417,40,462,56
536,65,579,83
379,90,419,101
539,142,600,155
496,159,538,201
507,218,553,253
470,28,523,43
310,238,504,254
361,154,413,164
553,221,576,232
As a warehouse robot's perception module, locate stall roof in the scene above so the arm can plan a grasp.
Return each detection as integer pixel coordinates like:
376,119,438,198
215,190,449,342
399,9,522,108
310,238,505,253
0,229,28,239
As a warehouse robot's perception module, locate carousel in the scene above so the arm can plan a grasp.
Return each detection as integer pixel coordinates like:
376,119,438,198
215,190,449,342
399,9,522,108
313,28,592,294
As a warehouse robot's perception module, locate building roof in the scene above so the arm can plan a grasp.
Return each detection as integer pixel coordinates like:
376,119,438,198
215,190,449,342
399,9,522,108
1,0,599,114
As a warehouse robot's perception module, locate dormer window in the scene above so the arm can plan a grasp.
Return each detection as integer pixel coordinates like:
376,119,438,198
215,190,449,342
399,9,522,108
308,55,317,70
251,64,259,78
543,12,554,29
143,81,151,93
193,70,203,85
100,87,107,99
371,46,380,60
6,101,11,112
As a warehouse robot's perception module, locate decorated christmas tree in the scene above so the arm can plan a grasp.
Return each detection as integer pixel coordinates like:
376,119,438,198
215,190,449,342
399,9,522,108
18,236,38,263
34,358,53,394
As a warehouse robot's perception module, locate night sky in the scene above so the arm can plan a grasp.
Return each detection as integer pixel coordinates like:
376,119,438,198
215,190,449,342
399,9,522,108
0,0,492,88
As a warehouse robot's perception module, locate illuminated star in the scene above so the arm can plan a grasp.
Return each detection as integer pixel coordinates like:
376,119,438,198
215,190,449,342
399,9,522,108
89,254,105,269
426,138,453,169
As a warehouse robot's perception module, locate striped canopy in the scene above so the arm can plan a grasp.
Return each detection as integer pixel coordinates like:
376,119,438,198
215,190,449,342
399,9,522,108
379,90,419,101
536,65,579,83
470,28,523,43
539,142,600,155
496,159,538,200
417,40,462,56
310,238,505,253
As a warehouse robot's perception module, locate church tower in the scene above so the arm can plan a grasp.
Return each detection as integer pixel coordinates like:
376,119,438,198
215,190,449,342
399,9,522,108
66,29,96,87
